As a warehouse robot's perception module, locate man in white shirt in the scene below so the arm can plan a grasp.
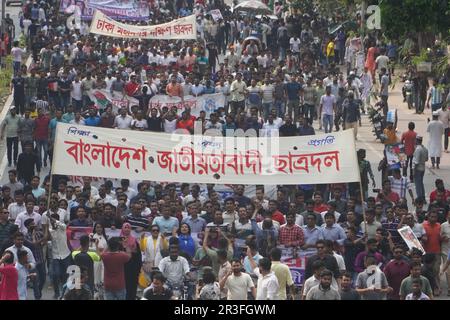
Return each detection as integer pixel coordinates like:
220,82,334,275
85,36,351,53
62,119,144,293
437,104,450,152
7,190,26,223
114,107,133,129
6,233,36,268
375,49,390,84
247,252,280,300
158,245,190,287
290,36,301,55
219,259,256,300
319,85,336,133
15,199,42,234
261,114,281,137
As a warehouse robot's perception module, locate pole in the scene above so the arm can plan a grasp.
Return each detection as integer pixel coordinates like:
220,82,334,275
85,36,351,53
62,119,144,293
1,0,6,35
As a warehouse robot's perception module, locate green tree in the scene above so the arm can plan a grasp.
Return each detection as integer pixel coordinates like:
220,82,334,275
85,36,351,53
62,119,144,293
380,0,450,49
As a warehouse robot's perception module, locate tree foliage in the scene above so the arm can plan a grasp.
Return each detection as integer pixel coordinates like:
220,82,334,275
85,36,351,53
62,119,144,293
380,0,450,43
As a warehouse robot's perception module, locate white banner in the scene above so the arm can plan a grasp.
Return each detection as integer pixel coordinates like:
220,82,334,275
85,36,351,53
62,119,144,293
149,93,225,117
89,9,197,39
87,89,139,112
53,123,359,185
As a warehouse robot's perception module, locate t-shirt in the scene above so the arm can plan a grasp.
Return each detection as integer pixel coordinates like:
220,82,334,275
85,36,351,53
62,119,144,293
101,252,131,291
356,270,389,300
401,130,417,156
381,75,389,96
289,38,301,53
399,276,432,298
320,95,336,115
225,273,254,300
422,221,441,254
0,265,19,300
376,55,390,71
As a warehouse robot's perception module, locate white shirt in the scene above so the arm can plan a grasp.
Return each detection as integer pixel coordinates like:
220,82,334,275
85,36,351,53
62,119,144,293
225,272,255,300
11,47,25,62
333,251,346,271
41,208,70,225
302,275,338,297
158,256,190,286
132,119,148,130
48,221,71,260
290,38,301,53
164,119,177,133
114,115,133,129
7,202,26,221
15,211,42,234
6,245,36,269
71,81,83,100
254,268,280,300
261,122,280,137
105,77,116,91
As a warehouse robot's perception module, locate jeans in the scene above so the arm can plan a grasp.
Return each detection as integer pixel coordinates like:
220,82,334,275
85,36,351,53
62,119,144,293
273,100,285,118
431,157,440,167
262,102,272,120
6,137,19,165
52,255,72,297
48,94,60,109
14,95,26,115
13,61,21,75
35,139,49,167
414,169,425,200
403,155,414,179
104,289,126,300
287,99,300,120
279,47,287,61
60,94,71,112
303,104,315,125
322,114,333,133
33,263,46,300
72,99,83,112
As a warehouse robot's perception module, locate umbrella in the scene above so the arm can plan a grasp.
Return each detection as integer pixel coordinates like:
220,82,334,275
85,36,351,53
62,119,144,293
233,0,272,15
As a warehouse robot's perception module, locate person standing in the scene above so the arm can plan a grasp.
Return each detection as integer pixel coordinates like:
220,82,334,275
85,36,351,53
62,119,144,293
436,104,450,153
379,68,390,118
383,246,411,300
342,91,361,139
0,251,19,300
102,237,131,300
319,85,336,134
413,136,428,201
1,107,20,167
422,211,442,296
427,112,444,169
219,258,256,300
269,248,295,300
426,79,444,112
401,122,417,181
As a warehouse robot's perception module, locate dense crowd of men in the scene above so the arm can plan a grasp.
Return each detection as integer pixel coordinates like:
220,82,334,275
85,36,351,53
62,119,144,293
0,0,450,301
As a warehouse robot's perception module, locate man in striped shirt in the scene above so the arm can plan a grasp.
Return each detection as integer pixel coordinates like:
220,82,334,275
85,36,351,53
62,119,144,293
426,79,444,112
124,202,150,231
388,168,415,203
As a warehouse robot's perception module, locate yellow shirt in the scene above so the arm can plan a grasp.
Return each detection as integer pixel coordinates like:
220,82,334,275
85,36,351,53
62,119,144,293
326,41,335,57
30,110,38,119
271,261,294,300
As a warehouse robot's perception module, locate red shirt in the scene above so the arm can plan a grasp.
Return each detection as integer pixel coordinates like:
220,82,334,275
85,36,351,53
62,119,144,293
429,189,450,203
101,252,131,291
271,210,286,225
314,203,329,213
422,221,441,254
401,130,417,156
376,191,400,204
383,259,411,300
34,115,50,140
0,264,19,300
124,81,140,97
176,119,194,132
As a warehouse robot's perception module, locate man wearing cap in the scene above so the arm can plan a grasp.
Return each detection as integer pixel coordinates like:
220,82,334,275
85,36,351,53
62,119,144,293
413,136,428,201
427,111,444,169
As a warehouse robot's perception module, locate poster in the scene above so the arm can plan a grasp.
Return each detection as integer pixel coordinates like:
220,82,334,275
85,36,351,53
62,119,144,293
149,93,225,117
66,226,94,250
398,226,425,254
385,143,407,169
52,123,360,185
90,10,197,39
209,9,223,22
87,88,139,112
280,247,315,287
60,0,150,21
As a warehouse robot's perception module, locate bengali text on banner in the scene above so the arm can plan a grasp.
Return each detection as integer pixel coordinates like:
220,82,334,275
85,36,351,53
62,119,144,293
89,9,197,39
52,123,360,185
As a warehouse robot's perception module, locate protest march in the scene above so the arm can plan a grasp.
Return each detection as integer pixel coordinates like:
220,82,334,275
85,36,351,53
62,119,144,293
0,0,449,303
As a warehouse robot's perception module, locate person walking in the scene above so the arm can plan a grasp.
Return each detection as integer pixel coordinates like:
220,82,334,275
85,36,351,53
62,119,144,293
1,107,20,167
413,136,428,201
427,111,444,169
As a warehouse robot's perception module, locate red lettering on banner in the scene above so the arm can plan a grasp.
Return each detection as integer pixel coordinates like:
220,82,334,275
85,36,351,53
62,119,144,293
272,151,340,174
64,140,148,171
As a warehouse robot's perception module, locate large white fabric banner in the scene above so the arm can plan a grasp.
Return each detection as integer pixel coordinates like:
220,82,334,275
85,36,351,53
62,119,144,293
89,10,197,39
52,123,359,185
149,93,225,117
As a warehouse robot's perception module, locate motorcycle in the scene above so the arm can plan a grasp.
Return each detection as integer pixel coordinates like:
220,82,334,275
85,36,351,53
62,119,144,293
403,80,414,109
368,102,385,141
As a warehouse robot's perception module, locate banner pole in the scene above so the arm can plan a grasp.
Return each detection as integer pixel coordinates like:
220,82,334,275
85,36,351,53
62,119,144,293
355,136,368,237
44,123,60,239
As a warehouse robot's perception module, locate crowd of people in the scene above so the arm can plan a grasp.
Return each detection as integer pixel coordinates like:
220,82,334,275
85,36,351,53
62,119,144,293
1,0,450,301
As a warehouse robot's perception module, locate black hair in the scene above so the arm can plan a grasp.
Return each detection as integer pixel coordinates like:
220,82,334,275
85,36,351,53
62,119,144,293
258,257,272,272
270,247,282,261
79,235,90,247
202,271,216,284
320,269,333,278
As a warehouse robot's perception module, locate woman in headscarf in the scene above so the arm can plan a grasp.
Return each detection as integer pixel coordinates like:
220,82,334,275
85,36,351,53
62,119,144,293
120,223,142,300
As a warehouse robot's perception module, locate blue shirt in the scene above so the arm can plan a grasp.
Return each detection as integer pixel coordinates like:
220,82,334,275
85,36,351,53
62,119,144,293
178,234,196,258
49,118,64,141
243,253,262,275
285,82,302,100
182,216,206,234
320,224,347,245
32,187,45,199
153,216,179,235
302,226,323,246
84,116,101,127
